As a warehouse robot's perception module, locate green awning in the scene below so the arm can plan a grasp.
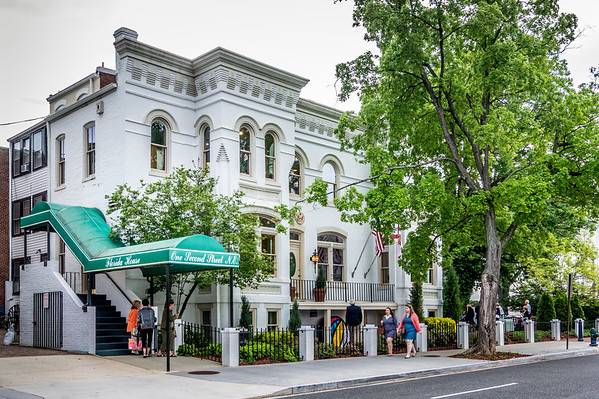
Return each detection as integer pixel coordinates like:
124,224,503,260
20,202,239,275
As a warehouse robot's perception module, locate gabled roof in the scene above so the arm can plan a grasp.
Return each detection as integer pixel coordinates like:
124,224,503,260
21,202,239,276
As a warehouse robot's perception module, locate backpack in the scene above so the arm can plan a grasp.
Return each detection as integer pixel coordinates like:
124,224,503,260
138,307,155,330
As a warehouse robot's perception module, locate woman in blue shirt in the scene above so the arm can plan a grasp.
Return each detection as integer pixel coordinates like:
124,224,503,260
380,307,397,356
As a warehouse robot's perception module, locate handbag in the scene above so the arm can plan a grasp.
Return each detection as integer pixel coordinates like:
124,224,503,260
131,327,138,337
377,325,384,335
128,338,137,350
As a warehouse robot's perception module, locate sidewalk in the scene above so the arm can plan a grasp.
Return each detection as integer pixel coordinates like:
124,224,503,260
0,341,596,399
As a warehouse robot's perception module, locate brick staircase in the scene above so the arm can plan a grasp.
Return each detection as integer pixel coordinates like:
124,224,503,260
78,294,131,356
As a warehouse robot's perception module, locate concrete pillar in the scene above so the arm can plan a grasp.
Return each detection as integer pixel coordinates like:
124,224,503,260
299,326,315,361
221,328,239,367
495,320,504,346
551,319,561,341
575,319,584,341
416,324,428,353
524,320,535,343
325,309,332,344
363,324,378,357
457,322,469,350
595,319,599,332
174,319,183,352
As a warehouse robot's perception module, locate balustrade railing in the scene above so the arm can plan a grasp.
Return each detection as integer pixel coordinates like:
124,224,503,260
291,279,394,303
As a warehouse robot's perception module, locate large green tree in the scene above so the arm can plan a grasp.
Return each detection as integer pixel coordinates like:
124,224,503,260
328,0,599,354
106,167,273,318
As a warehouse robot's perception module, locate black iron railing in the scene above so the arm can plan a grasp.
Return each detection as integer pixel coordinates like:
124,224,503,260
291,279,394,303
428,324,458,350
240,327,300,364
179,322,222,361
315,325,364,359
377,332,407,354
61,272,82,294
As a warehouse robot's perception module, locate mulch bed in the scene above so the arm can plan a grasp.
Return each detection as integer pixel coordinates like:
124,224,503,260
450,351,530,361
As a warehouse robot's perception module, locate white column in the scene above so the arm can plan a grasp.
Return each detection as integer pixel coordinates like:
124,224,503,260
221,328,239,367
495,320,504,347
524,320,535,343
551,319,561,341
417,324,428,353
174,319,183,352
363,324,378,357
299,326,315,361
595,319,599,333
575,319,584,341
458,322,469,350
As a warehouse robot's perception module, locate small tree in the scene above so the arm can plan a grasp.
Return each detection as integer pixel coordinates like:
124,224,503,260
289,299,301,331
410,280,424,320
443,265,462,322
554,292,569,323
315,268,327,289
239,296,252,329
571,296,586,321
536,293,556,330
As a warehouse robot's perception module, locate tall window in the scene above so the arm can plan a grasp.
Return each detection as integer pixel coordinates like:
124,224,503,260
57,135,66,186
32,129,47,170
322,162,337,200
289,154,302,196
201,125,210,169
259,216,277,276
264,132,276,179
12,197,31,237
317,233,345,281
12,141,21,177
84,123,95,177
58,239,66,275
151,119,168,171
239,126,251,175
380,250,389,284
426,266,435,285
267,310,279,331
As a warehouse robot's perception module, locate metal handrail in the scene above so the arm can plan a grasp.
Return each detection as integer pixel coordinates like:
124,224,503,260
102,272,134,305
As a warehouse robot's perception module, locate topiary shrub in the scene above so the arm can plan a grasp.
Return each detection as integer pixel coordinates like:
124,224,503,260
289,299,301,332
239,295,252,329
535,292,556,330
410,280,424,320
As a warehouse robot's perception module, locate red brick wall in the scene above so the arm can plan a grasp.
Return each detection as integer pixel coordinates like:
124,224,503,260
99,72,117,88
0,147,8,314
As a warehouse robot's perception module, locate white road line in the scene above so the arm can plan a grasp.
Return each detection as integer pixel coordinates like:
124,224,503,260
430,382,518,398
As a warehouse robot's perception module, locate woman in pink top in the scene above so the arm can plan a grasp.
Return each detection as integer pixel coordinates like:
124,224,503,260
397,304,421,358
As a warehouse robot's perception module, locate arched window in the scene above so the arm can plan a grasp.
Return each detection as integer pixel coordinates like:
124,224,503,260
317,232,345,281
264,132,276,179
150,119,168,171
322,162,338,199
239,126,252,175
258,215,277,276
289,154,302,196
201,125,210,169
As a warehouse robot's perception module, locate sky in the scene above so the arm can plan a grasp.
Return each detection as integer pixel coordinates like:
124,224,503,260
0,0,598,144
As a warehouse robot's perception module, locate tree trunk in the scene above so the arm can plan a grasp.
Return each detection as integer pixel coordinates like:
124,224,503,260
468,205,502,355
178,281,199,319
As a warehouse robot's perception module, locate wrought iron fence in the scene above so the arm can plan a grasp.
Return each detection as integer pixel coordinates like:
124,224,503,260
377,332,407,354
505,318,526,344
178,322,221,361
291,279,394,303
315,325,365,359
428,323,458,350
468,324,479,347
239,327,300,364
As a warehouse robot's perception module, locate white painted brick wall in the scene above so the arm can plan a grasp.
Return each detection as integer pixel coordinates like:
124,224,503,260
19,260,95,354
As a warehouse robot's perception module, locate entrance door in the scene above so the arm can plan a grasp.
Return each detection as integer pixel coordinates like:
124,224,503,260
290,234,302,280
33,291,63,349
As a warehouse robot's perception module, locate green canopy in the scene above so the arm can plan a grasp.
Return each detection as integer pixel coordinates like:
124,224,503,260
20,202,239,275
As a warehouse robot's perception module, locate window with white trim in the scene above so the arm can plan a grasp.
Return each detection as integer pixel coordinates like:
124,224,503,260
317,232,345,282
289,154,302,196
259,216,277,276
267,310,279,331
264,132,276,180
32,129,47,170
57,135,66,186
201,125,210,169
150,119,168,171
380,249,390,284
322,162,338,200
426,266,435,285
239,126,252,175
84,123,95,177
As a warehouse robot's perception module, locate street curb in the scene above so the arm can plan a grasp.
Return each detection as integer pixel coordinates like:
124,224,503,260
263,348,599,397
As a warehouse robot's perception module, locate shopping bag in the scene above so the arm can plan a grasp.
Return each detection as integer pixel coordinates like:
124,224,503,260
128,338,137,350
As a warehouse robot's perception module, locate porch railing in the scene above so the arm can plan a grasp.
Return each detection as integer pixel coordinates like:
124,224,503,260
61,272,82,294
291,279,394,303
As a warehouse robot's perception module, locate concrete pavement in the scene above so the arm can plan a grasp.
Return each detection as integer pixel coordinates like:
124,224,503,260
0,341,596,399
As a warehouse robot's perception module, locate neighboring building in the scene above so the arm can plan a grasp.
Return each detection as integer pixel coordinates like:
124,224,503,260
0,147,9,316
8,28,443,347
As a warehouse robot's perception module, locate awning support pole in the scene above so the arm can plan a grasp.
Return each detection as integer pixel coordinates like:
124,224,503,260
149,277,154,306
229,269,234,327
165,264,171,372
45,223,50,266
87,273,93,306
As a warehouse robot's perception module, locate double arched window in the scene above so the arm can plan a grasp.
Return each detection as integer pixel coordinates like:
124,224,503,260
264,132,276,179
239,126,252,175
150,119,168,171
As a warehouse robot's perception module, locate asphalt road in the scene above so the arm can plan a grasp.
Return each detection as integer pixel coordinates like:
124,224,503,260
286,354,599,399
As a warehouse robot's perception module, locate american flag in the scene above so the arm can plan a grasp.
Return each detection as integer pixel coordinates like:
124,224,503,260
372,229,384,257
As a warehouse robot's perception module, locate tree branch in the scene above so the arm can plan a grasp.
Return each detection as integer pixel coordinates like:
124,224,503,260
501,222,517,248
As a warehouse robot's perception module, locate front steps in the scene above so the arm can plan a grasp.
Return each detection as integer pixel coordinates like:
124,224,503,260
78,294,131,356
